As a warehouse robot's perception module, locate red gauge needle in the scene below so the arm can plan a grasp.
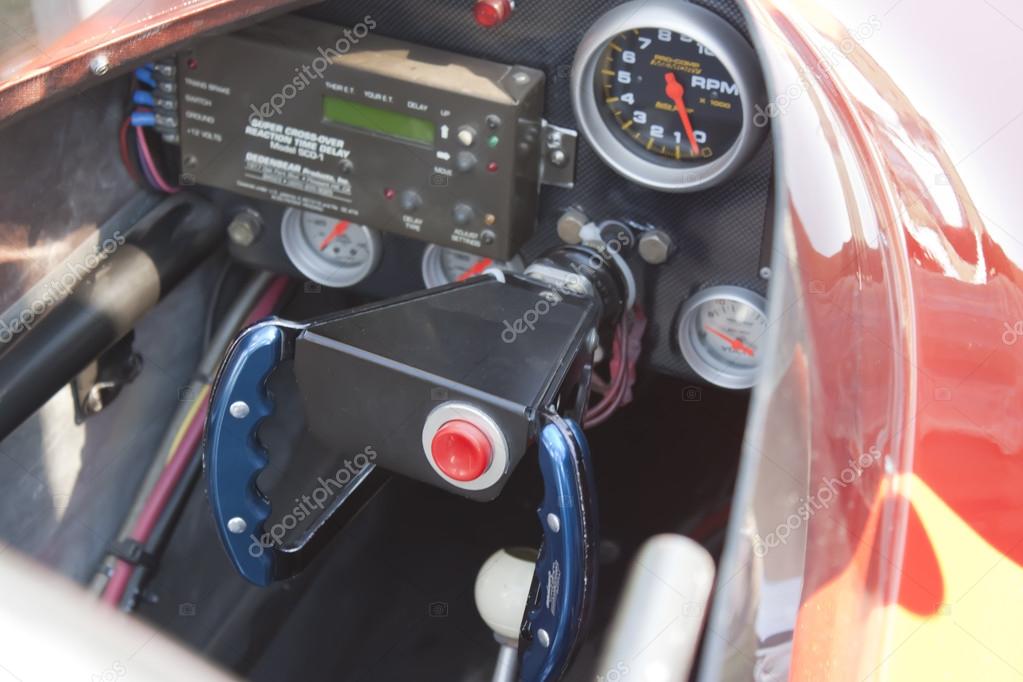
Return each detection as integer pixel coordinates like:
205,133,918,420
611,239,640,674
457,257,494,282
318,220,350,251
705,325,755,357
664,72,701,156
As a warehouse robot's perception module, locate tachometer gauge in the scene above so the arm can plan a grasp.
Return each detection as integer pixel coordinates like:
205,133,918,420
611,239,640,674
421,244,524,288
677,286,767,389
281,208,382,288
572,0,766,191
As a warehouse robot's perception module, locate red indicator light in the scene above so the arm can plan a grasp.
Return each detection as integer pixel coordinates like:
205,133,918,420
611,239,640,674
473,0,513,28
486,161,499,172
384,188,396,199
187,57,199,70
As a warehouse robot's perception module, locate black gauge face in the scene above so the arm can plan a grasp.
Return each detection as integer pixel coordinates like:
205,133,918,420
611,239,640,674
596,28,744,165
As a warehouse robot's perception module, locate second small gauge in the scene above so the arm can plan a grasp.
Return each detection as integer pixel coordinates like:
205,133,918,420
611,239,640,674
677,285,767,389
281,208,382,288
421,245,524,288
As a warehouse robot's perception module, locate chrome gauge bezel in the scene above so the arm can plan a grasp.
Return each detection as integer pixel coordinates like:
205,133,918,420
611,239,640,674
281,208,382,288
571,0,767,192
677,285,767,389
420,244,524,288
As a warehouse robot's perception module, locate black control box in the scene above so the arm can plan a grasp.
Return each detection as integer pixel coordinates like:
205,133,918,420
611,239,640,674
177,15,545,260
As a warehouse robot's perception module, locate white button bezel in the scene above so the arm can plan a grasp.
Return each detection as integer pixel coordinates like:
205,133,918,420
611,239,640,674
422,401,509,491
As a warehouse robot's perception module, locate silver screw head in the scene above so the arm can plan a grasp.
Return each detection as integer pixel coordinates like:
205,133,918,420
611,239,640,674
546,513,561,533
537,629,550,648
229,401,250,419
227,517,247,534
89,54,110,76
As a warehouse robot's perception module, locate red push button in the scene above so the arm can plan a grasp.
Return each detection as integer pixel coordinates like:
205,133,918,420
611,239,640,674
431,420,492,481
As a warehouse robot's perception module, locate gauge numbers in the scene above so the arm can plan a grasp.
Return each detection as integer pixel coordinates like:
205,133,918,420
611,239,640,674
598,28,743,164
572,0,766,191
678,286,767,389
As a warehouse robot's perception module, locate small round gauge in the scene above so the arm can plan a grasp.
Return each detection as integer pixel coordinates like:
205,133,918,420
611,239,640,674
677,286,768,389
572,0,766,191
281,208,382,288
421,244,524,288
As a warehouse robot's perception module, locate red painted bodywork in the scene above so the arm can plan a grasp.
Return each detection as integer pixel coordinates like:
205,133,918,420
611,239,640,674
703,1,1023,679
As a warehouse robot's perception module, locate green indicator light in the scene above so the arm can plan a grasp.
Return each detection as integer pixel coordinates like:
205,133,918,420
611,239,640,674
487,135,500,148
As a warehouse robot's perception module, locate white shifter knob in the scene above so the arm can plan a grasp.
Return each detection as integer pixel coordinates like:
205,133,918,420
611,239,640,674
474,547,536,642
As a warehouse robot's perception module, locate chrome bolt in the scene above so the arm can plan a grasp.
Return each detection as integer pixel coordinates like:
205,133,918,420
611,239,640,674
556,207,588,244
638,229,674,265
227,210,263,247
227,517,247,534
546,513,561,533
229,401,250,419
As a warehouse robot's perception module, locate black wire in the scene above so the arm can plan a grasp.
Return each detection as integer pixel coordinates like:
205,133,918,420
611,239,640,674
203,255,236,350
120,445,204,609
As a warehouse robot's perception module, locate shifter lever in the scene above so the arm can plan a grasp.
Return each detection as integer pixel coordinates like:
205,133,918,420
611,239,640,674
475,548,536,682
473,413,598,682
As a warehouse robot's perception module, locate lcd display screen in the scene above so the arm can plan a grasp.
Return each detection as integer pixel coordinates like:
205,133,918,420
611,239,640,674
322,96,435,145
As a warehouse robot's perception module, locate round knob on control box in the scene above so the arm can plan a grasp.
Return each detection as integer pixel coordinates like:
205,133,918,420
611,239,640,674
452,203,476,226
431,420,492,481
399,190,422,212
457,125,477,147
456,151,478,173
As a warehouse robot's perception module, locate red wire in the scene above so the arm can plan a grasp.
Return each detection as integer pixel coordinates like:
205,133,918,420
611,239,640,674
102,276,290,607
118,117,142,184
584,321,630,427
102,400,208,606
135,125,179,194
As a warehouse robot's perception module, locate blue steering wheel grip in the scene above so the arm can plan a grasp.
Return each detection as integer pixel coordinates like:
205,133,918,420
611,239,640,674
518,414,598,682
204,320,299,586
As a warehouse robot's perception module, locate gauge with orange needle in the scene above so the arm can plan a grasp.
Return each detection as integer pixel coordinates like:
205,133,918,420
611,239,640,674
677,286,768,389
573,2,767,190
420,244,524,288
280,208,382,288
594,26,746,166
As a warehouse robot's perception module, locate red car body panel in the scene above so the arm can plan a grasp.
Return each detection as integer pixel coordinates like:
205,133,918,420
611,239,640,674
702,0,1023,679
